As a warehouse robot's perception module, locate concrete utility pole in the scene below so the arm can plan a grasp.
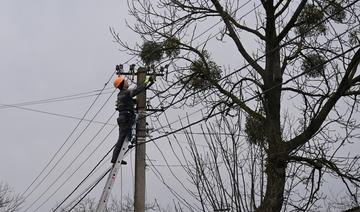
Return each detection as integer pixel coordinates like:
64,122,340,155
134,67,146,212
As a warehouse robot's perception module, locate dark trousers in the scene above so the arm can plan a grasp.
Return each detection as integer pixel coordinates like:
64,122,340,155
111,112,135,163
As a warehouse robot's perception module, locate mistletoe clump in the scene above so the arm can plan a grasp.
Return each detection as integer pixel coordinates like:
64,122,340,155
325,0,346,23
296,4,327,37
187,55,222,91
163,37,180,58
244,115,267,146
302,53,326,78
140,41,163,65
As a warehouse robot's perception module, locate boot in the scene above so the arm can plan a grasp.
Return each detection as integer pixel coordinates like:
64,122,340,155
111,159,127,165
128,138,137,149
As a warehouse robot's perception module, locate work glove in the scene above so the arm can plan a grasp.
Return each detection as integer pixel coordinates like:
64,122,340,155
144,76,154,84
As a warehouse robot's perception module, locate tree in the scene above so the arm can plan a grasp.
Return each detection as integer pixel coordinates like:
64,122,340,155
114,0,360,211
0,181,24,212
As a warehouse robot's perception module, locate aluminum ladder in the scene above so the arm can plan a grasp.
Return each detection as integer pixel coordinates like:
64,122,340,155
96,138,129,212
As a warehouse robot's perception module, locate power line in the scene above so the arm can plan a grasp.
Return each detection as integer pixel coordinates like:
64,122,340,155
50,147,114,211
30,112,117,212
146,154,199,211
22,90,116,211
21,88,112,200
50,114,159,210
56,166,111,211
51,146,115,211
66,168,110,212
48,105,168,210
22,54,137,209
0,88,113,110
0,103,116,126
21,79,115,206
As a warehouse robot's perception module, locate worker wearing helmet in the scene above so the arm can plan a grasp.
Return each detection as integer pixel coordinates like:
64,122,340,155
111,75,154,164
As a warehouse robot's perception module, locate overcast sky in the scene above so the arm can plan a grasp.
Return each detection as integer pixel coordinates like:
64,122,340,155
0,1,169,211
2,1,357,211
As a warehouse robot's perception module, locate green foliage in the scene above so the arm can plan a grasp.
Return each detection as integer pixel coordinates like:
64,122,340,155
140,41,163,65
245,115,267,146
163,37,180,58
296,4,327,37
187,54,222,90
140,37,180,65
301,53,326,78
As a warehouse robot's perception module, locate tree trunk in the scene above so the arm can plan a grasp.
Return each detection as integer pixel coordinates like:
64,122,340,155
256,156,287,212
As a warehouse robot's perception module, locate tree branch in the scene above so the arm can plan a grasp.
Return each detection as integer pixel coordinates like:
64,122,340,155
286,48,360,152
210,0,265,77
224,14,266,40
278,0,308,41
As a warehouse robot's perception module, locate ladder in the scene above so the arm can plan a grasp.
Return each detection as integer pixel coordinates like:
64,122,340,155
95,138,129,212
59,167,111,211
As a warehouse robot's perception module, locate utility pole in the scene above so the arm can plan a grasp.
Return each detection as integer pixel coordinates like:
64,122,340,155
134,67,146,212
93,65,165,212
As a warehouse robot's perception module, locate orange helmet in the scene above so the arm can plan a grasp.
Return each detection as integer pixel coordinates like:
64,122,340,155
113,75,125,88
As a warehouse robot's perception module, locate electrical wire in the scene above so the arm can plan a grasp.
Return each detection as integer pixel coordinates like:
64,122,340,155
50,110,159,210
51,112,138,210
51,145,115,211
21,87,113,200
0,103,116,126
57,165,111,211
0,88,113,110
21,54,137,209
31,112,117,212
66,168,110,212
22,71,124,211
146,154,201,211
22,90,116,211
53,141,138,211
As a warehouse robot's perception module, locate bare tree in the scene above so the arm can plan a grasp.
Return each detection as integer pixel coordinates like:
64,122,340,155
113,0,360,211
0,181,24,212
